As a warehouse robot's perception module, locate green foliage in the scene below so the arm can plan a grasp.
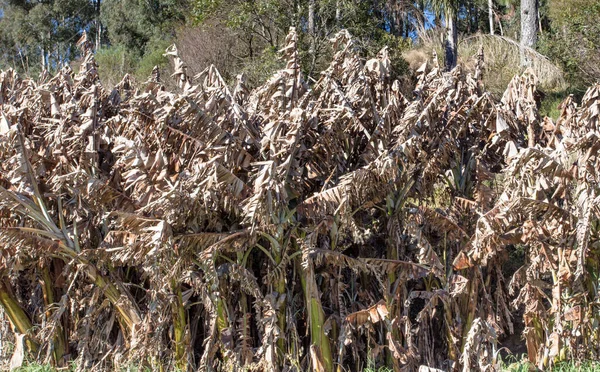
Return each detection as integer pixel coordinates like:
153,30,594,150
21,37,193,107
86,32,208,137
238,46,283,88
101,0,190,55
0,0,596,95
538,0,600,89
101,0,152,52
363,367,393,372
192,0,222,23
552,361,600,372
13,366,57,372
13,362,76,372
95,38,171,87
12,363,156,372
0,0,96,74
539,90,570,120
363,357,393,372
96,45,136,87
341,27,412,80
191,0,413,82
502,360,535,372
501,358,600,372
135,38,172,80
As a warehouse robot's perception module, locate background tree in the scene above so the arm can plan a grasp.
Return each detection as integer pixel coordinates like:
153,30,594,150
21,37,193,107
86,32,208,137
519,0,537,66
538,0,600,90
427,0,459,70
488,0,494,34
0,0,595,115
190,0,416,84
101,0,189,55
0,0,96,74
93,0,190,85
2,24,600,372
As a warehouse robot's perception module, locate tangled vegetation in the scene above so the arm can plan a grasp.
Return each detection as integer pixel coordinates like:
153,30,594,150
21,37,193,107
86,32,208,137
0,29,599,371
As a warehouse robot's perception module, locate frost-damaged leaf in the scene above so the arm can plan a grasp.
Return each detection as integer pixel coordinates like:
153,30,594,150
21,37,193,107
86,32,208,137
1,23,600,372
9,333,25,370
345,300,389,327
419,367,445,372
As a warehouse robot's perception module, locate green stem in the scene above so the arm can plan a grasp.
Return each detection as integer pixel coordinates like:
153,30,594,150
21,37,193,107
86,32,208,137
274,253,287,361
386,236,398,370
237,251,252,365
216,295,230,364
57,245,142,336
40,265,66,365
460,269,479,353
0,280,39,353
171,280,188,371
86,264,142,334
298,257,333,372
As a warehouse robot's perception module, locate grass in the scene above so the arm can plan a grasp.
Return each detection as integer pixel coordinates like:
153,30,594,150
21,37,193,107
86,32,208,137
540,90,569,120
12,359,600,372
552,361,600,372
539,86,589,121
362,356,394,372
12,363,153,372
501,357,600,372
13,366,58,372
363,365,393,372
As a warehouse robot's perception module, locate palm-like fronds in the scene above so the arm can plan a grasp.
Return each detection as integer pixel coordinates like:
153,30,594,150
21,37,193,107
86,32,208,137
0,29,599,372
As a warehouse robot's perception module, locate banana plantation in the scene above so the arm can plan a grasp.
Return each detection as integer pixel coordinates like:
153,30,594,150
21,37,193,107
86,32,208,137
0,29,599,371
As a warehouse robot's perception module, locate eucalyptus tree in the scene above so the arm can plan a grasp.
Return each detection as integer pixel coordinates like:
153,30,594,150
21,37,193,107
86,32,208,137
100,0,190,56
0,0,96,74
520,0,538,66
489,0,495,34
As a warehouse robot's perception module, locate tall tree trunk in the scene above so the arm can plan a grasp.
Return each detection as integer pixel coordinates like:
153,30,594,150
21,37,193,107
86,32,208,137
466,4,472,34
293,0,300,28
95,0,102,50
488,0,495,35
40,38,46,72
417,0,425,30
475,3,481,32
520,0,538,67
17,47,26,73
335,0,341,27
445,12,458,71
308,0,316,43
308,0,317,75
499,14,504,35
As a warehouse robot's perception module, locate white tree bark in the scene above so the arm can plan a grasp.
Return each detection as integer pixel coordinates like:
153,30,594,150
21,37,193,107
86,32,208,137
40,41,46,71
95,0,102,51
488,0,494,35
308,0,316,61
520,0,538,67
445,12,458,70
308,0,315,36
